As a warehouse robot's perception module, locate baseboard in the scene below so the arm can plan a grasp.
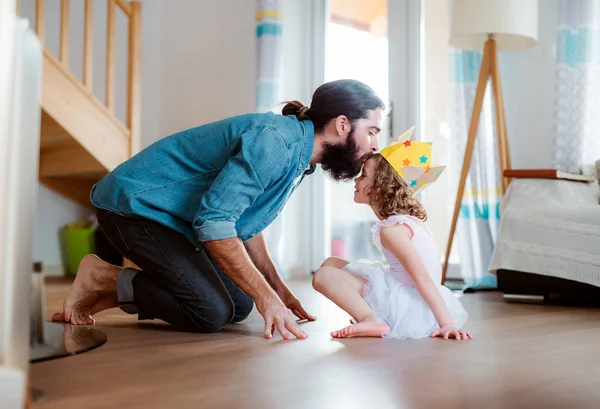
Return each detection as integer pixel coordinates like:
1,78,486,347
290,267,310,280
445,262,461,280
42,265,66,277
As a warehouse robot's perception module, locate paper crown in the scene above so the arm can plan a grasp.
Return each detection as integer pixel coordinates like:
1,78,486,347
380,126,446,195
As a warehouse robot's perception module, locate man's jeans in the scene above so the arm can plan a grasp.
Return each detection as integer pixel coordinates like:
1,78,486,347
96,208,254,332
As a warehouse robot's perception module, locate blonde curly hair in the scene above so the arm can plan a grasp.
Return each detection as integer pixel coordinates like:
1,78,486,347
367,154,427,221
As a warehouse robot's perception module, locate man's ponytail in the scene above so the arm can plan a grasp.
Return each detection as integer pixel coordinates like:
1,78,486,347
282,100,310,120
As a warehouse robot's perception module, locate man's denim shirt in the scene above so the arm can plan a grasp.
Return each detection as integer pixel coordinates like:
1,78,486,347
91,112,315,244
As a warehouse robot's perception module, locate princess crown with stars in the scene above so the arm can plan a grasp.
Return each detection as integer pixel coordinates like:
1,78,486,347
380,126,446,196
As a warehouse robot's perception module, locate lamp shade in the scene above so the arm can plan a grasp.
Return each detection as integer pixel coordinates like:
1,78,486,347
450,0,538,52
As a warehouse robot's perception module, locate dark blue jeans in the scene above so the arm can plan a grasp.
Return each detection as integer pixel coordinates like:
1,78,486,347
96,208,254,332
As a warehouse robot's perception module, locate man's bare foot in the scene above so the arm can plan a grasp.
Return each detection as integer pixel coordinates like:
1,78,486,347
52,254,121,325
331,318,390,339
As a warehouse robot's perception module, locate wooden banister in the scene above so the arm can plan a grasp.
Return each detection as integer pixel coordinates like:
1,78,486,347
127,1,142,156
106,0,115,112
83,0,93,91
115,0,132,16
59,0,70,68
35,0,45,45
29,0,141,167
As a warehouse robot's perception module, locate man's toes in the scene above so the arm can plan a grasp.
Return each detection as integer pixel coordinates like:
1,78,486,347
71,312,92,325
52,312,66,322
79,316,94,325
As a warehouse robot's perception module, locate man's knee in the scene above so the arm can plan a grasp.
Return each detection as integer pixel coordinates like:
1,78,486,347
183,298,234,333
231,295,254,324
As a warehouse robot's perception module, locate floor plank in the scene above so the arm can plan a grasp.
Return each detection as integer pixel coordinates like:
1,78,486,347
30,279,600,409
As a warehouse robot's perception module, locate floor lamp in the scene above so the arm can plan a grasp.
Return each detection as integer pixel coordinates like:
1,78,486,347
442,0,538,283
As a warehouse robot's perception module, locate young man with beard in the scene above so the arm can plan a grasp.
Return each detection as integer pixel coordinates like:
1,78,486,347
52,79,385,340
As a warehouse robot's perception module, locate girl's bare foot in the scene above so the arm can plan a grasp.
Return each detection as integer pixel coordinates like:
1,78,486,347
52,255,121,325
331,318,390,339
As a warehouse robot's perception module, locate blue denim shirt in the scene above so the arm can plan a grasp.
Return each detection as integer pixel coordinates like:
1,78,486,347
91,112,315,244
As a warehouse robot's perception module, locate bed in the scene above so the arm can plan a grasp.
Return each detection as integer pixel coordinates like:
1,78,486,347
489,178,600,304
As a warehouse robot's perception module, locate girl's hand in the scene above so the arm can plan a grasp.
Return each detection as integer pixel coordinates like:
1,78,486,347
430,324,472,340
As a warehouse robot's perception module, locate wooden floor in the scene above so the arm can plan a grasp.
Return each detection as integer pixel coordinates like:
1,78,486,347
30,279,600,409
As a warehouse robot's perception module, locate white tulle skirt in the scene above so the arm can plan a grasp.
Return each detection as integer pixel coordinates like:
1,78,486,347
344,260,468,340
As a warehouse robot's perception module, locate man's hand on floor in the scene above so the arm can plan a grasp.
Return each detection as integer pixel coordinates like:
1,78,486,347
256,293,309,340
278,289,316,322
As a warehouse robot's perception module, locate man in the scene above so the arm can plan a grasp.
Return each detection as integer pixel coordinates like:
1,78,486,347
53,79,385,340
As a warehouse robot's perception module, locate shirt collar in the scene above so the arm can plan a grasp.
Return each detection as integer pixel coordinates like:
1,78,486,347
298,119,315,172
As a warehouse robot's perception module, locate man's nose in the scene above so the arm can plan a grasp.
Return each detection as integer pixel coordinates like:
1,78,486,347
371,138,379,151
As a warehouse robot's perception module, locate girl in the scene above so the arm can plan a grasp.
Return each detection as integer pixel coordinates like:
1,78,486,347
312,134,470,340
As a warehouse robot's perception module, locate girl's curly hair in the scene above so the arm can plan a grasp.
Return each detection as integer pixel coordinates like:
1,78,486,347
367,154,427,221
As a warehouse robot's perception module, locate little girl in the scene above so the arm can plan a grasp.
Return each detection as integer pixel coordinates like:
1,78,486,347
313,129,470,340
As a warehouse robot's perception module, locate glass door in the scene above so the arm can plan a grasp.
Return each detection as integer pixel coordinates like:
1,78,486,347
324,0,390,262
310,0,457,275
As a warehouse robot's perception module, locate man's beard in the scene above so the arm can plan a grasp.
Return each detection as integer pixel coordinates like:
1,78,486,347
320,129,369,181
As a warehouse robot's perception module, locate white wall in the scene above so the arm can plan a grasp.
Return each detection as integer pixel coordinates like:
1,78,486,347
500,0,559,169
138,0,162,148
158,0,255,136
19,0,161,271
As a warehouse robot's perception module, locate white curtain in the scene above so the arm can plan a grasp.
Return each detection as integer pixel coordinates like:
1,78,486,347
448,50,500,289
256,0,288,277
553,0,600,175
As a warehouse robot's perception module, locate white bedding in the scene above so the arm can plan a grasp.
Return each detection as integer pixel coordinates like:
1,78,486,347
489,179,600,287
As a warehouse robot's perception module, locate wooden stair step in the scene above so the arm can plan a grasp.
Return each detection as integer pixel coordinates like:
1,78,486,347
39,144,107,179
39,176,101,208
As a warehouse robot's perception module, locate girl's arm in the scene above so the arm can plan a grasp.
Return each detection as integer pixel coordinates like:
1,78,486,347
380,223,471,340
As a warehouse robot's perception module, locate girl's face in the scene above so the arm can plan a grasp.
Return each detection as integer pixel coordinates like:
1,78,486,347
353,156,377,204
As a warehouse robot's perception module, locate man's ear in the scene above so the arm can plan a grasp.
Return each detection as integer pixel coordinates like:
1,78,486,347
334,115,351,138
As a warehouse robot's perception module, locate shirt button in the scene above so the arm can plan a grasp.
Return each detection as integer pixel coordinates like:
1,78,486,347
195,247,200,252
276,211,280,216
251,233,256,237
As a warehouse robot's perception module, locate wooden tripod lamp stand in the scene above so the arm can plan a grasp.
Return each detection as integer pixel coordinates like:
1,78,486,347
442,0,538,283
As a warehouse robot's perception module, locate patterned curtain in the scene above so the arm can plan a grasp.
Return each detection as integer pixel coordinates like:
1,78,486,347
448,50,501,289
256,0,288,277
553,0,600,175
256,0,283,112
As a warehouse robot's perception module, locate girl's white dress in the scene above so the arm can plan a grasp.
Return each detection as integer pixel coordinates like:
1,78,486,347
343,214,468,339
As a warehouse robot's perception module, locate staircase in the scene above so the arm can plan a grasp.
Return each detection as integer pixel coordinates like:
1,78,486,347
17,0,141,206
